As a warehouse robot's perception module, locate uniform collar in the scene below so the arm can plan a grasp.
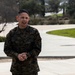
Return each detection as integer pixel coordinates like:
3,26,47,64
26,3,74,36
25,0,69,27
17,25,30,32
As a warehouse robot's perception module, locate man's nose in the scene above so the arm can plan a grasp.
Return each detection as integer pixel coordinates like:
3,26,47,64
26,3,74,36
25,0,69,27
23,18,27,21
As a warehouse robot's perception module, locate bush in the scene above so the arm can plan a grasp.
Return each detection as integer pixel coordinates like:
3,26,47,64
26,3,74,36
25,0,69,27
48,17,53,20
29,16,70,25
48,20,58,25
69,19,75,24
63,17,69,20
0,36,6,42
29,18,41,25
58,20,65,24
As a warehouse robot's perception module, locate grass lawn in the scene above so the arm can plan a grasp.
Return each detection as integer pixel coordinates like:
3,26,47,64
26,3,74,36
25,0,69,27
46,28,75,38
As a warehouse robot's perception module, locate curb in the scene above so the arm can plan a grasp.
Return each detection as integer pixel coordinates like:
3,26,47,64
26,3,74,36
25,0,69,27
0,56,75,59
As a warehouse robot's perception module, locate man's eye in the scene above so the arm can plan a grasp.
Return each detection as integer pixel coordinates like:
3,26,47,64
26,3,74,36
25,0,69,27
26,17,28,19
21,17,24,19
21,17,28,19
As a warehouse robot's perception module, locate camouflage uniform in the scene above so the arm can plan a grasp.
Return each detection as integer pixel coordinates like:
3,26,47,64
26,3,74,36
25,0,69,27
4,25,41,75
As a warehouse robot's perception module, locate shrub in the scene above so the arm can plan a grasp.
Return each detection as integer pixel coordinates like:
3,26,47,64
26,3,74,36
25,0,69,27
29,18,41,25
58,20,65,24
48,17,53,20
63,17,69,20
48,20,58,25
0,36,6,42
69,19,75,24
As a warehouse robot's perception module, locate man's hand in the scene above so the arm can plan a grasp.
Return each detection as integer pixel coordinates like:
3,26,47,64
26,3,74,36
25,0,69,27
18,52,27,61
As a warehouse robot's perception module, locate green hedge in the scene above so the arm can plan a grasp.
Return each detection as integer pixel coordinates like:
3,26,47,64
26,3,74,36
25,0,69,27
0,36,6,42
29,17,70,25
69,19,75,24
29,18,41,25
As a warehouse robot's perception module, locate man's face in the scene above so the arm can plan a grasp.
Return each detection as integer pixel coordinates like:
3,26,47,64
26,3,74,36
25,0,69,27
16,12,30,28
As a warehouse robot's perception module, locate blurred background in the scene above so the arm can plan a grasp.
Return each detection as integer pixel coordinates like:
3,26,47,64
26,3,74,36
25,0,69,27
0,0,75,25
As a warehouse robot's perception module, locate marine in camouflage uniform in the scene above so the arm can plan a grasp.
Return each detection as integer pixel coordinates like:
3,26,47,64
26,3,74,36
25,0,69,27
4,25,41,75
4,9,41,75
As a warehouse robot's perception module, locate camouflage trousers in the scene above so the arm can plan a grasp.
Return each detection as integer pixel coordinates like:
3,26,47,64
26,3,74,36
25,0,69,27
12,72,38,75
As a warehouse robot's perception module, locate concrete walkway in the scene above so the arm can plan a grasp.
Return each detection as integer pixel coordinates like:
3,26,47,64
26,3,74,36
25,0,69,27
33,25,75,56
0,58,75,75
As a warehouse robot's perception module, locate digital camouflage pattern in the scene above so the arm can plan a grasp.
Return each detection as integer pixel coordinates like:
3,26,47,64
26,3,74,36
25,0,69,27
12,71,38,75
4,25,41,74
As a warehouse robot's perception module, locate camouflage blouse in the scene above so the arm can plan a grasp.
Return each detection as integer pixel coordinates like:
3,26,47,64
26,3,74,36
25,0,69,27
4,25,42,74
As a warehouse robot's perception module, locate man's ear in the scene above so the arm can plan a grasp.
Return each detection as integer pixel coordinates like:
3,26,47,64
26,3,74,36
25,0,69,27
16,15,19,21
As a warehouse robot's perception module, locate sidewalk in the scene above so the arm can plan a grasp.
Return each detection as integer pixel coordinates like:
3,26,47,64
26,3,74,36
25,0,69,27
33,25,75,57
0,58,75,75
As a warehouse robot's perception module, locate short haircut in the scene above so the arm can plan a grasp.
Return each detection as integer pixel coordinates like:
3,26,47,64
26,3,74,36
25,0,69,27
18,9,29,15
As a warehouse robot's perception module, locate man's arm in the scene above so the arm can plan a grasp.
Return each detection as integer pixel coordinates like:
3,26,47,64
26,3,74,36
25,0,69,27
4,31,18,58
27,29,42,58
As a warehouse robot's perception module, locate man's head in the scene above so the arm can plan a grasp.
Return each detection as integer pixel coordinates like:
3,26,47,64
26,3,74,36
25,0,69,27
16,9,30,29
18,9,29,15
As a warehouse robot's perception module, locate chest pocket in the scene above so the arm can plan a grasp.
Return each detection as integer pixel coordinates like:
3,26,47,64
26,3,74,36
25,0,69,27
11,32,34,52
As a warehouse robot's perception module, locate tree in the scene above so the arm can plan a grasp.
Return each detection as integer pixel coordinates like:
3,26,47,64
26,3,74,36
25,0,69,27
67,0,75,18
0,23,7,33
20,0,44,18
60,0,68,17
40,0,45,17
48,0,61,14
0,0,18,23
0,0,18,33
